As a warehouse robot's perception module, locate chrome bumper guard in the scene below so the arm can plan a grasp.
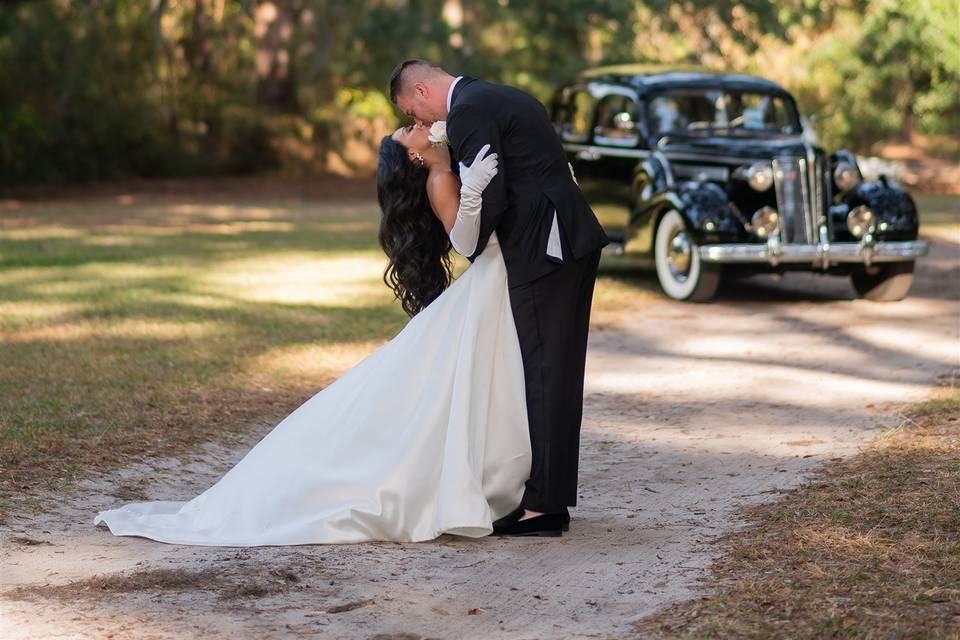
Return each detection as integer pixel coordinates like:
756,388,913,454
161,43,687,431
699,239,929,268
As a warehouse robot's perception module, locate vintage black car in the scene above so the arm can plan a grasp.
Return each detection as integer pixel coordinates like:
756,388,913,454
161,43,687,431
552,65,929,301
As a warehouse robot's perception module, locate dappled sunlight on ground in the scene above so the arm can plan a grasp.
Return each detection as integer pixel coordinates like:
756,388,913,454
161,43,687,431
921,225,958,243
238,339,388,389
8,319,223,344
0,191,407,486
195,252,389,307
853,323,959,367
0,301,85,324
1,226,86,240
0,183,957,640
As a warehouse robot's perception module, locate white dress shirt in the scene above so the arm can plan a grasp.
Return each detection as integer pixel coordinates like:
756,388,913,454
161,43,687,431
446,76,462,114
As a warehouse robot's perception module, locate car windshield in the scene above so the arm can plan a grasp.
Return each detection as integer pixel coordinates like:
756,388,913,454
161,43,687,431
647,88,800,137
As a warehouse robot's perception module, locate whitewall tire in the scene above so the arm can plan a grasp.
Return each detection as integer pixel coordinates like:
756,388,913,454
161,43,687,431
654,210,721,302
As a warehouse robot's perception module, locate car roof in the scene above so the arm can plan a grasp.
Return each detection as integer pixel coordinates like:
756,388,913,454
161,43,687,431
576,64,790,96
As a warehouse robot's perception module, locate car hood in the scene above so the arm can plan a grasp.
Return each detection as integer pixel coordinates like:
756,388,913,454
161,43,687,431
657,135,811,162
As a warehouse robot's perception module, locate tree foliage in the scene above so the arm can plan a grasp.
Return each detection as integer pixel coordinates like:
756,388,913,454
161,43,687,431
0,0,955,187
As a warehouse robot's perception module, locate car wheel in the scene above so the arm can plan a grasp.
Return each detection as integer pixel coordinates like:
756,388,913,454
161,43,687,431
654,210,720,302
850,261,915,301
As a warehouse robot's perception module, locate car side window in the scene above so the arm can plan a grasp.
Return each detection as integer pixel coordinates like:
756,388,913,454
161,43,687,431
593,94,639,147
649,95,684,136
559,88,595,143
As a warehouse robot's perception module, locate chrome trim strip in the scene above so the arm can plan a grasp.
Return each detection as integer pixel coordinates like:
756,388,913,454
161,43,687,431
564,143,648,159
798,156,814,243
659,151,776,164
585,83,639,102
699,240,929,265
562,142,782,165
772,156,806,244
805,144,822,243
593,134,641,147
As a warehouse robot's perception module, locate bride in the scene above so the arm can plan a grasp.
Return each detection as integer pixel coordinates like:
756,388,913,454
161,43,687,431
93,123,534,546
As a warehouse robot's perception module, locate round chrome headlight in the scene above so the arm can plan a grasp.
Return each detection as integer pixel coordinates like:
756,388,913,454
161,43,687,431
834,162,861,192
846,205,874,238
745,162,774,191
751,206,779,238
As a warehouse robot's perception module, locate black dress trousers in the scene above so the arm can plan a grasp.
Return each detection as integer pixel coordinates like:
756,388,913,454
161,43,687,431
507,240,603,513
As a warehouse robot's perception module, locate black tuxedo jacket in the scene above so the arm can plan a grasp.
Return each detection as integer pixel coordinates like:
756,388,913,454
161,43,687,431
447,77,609,286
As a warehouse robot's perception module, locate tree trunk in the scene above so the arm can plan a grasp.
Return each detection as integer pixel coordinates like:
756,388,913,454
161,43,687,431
191,0,221,150
898,79,916,144
254,0,297,112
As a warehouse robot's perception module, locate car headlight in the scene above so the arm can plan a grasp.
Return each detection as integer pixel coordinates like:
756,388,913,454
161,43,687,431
846,205,874,238
833,161,861,192
744,162,774,191
751,206,779,238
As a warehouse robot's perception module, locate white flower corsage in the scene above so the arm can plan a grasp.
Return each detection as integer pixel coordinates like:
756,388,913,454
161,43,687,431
428,121,448,147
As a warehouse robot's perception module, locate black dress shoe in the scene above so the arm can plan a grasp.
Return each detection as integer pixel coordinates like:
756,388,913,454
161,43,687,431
492,511,564,537
492,505,525,529
492,505,571,532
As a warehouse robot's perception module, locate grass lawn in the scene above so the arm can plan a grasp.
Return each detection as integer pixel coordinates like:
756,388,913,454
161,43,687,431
0,182,954,516
637,384,960,639
917,192,960,228
0,178,659,514
0,184,413,512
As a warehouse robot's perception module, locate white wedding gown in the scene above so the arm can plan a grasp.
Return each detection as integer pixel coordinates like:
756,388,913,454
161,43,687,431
94,231,532,546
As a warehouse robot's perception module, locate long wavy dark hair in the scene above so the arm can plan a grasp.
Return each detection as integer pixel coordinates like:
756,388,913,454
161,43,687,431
376,136,453,317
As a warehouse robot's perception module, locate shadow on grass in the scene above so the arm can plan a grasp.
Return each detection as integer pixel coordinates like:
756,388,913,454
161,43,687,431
0,191,957,513
0,202,410,494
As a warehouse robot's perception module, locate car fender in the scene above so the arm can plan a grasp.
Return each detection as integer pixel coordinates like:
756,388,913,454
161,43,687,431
842,179,919,240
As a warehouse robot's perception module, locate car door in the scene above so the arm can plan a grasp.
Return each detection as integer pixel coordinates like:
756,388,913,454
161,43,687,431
558,83,642,242
588,91,643,237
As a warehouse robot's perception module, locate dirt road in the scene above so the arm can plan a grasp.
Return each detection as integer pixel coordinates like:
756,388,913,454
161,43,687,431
2,228,957,639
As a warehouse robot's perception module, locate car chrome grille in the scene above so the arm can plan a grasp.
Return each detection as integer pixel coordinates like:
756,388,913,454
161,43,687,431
772,157,811,243
771,149,829,245
810,147,830,241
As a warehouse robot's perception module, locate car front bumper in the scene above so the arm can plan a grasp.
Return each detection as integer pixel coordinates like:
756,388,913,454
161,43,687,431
699,239,929,268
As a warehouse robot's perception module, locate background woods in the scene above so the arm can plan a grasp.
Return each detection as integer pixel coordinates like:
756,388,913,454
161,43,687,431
0,0,957,187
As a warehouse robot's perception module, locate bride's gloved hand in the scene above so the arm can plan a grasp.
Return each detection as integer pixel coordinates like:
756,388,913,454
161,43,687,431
459,144,499,200
449,144,498,257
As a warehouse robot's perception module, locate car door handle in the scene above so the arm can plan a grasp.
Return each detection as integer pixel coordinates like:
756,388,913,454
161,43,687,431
576,149,602,161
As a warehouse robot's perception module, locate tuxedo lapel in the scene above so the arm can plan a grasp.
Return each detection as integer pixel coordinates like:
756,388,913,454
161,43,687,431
449,75,474,112
447,76,475,174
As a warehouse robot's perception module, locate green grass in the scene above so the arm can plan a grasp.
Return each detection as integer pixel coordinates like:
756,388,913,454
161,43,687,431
1,187,955,513
0,193,420,505
638,386,960,639
0,184,655,510
916,192,960,229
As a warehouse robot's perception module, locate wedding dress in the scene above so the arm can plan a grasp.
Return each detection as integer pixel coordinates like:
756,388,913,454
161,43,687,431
93,230,531,546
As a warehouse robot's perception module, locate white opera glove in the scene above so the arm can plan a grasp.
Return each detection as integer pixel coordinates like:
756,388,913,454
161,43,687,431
449,144,499,257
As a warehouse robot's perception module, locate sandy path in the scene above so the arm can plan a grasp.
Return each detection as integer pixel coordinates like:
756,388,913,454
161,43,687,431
2,230,957,640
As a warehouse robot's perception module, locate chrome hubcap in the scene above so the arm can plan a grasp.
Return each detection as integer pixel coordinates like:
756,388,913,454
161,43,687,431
667,229,693,281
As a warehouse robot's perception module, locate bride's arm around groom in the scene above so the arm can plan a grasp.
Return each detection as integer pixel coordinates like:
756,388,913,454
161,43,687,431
426,144,499,258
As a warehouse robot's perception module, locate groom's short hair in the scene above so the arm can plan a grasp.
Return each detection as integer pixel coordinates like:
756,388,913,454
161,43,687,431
389,59,444,104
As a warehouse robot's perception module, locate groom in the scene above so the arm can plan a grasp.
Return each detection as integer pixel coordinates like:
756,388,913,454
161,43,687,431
389,60,609,536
